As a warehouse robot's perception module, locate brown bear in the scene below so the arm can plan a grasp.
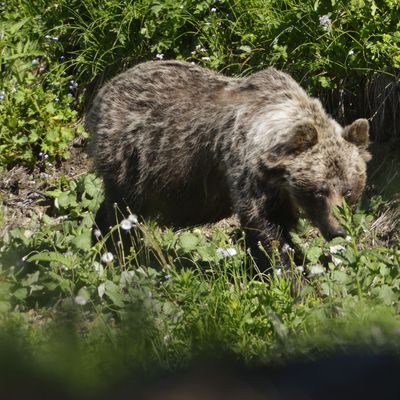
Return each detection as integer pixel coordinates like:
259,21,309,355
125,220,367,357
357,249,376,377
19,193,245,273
86,60,370,269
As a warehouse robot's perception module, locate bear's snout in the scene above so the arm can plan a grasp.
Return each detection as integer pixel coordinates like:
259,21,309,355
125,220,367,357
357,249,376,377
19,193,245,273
323,226,347,241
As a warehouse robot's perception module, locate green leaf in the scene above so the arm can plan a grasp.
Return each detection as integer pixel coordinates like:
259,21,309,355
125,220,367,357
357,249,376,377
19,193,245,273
72,230,92,251
105,281,125,308
82,175,100,198
379,285,395,305
310,264,324,275
13,288,28,300
45,102,56,114
57,192,77,209
306,246,323,263
0,282,13,301
178,232,200,251
0,301,11,313
21,271,40,287
332,270,348,283
27,251,73,268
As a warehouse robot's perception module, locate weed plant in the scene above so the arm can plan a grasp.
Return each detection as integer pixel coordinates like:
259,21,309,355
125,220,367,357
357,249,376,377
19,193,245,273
1,173,400,381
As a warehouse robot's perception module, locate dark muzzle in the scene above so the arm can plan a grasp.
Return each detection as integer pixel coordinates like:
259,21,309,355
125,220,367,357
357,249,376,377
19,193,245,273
323,226,347,241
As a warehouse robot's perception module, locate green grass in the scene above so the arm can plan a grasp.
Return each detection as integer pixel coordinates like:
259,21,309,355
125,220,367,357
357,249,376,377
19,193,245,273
1,173,400,393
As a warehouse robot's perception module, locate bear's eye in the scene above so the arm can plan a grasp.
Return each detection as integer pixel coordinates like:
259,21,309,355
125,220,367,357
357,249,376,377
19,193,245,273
343,190,352,200
314,189,328,199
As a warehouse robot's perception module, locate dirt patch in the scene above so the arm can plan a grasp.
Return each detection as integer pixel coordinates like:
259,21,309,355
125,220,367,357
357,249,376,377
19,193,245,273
0,145,90,237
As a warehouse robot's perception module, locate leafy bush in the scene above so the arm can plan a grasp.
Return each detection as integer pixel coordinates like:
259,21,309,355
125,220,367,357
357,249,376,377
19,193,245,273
0,172,399,359
2,0,399,170
26,0,400,88
0,5,85,168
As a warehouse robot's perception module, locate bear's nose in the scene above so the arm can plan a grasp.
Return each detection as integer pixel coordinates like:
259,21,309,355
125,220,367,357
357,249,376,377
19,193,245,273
326,226,347,241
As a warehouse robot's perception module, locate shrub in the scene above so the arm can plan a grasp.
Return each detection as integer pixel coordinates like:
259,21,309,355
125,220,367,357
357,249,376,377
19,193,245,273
0,5,85,168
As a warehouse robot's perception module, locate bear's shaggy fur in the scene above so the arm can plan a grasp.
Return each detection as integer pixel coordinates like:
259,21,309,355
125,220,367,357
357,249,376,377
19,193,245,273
86,60,371,268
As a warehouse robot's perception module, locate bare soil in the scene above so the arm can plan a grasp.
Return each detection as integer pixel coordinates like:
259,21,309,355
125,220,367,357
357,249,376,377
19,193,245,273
0,145,90,238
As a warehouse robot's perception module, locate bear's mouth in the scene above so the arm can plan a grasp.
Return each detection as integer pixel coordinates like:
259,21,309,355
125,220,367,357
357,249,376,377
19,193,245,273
317,222,347,241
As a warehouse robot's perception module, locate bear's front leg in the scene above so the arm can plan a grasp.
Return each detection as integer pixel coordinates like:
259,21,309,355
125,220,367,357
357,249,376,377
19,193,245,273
233,189,300,273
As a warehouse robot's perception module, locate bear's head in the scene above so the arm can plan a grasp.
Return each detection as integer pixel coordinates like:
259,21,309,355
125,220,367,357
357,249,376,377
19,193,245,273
268,118,371,241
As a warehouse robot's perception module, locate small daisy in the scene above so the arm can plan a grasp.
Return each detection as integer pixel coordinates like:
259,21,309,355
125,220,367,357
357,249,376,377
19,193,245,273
24,230,33,239
74,295,87,305
128,213,139,224
319,15,331,26
216,247,237,258
93,229,102,239
101,252,114,264
120,218,133,231
329,244,345,254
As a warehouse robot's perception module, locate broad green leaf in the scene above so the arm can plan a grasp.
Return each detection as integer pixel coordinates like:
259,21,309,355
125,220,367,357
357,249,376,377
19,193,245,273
178,232,200,251
72,230,92,251
27,251,73,268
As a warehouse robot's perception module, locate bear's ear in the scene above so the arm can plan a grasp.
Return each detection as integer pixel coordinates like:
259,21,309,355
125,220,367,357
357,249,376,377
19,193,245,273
267,122,318,166
343,118,369,148
342,118,371,161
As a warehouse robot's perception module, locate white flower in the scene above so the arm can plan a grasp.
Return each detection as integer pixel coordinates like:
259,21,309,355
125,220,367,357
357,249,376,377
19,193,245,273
329,244,345,254
275,268,282,276
296,266,304,273
319,15,331,26
24,230,33,239
32,58,39,65
211,7,217,12
201,56,210,61
120,218,133,231
163,334,171,344
216,247,237,258
331,256,343,266
156,53,164,60
74,295,87,305
98,283,105,298
101,252,114,263
127,213,138,224
93,229,102,239
348,49,354,56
